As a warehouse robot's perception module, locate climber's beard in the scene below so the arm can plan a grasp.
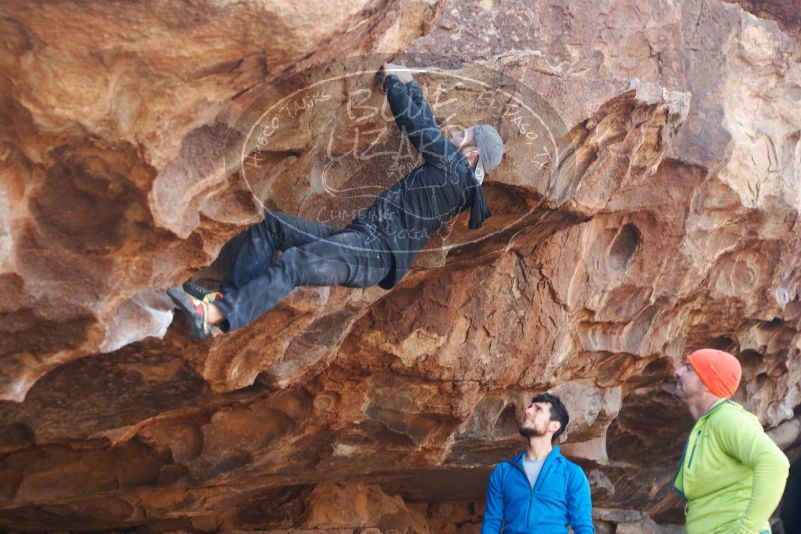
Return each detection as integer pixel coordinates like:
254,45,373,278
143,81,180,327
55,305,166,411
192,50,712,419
518,417,547,438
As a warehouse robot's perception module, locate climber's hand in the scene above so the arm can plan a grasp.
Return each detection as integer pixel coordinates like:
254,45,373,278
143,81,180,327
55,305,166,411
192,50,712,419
380,62,414,84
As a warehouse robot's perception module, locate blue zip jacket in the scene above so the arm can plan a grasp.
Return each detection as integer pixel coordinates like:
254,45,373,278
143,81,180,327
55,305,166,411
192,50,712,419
481,447,594,534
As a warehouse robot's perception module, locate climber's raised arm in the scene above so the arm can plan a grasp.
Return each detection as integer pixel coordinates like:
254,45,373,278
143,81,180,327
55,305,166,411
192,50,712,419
380,63,464,175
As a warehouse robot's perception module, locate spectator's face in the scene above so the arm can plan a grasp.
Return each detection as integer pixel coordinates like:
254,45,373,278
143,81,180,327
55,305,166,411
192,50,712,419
519,401,552,438
673,361,705,400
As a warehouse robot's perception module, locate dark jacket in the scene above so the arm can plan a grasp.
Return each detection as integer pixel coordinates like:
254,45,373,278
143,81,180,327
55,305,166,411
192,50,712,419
346,74,492,289
481,448,594,534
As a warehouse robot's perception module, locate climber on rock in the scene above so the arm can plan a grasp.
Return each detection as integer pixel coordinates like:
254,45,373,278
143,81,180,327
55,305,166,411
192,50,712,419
481,393,594,534
168,63,505,339
672,348,789,534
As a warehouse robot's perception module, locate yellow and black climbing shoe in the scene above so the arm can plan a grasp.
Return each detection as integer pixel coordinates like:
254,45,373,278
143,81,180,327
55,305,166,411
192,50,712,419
182,281,223,303
167,287,213,340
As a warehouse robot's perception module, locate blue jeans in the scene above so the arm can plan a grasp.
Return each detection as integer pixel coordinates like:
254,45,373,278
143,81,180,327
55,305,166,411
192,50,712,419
214,211,392,331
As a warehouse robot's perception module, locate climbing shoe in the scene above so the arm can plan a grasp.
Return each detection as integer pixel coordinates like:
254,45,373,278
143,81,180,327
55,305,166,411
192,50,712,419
182,281,223,303
167,287,213,340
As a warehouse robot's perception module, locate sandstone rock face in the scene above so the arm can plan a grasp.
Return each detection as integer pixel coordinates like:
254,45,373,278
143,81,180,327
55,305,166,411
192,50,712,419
1,0,800,532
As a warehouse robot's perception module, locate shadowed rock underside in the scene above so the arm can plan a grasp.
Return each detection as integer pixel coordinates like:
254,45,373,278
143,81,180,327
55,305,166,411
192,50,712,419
1,0,800,531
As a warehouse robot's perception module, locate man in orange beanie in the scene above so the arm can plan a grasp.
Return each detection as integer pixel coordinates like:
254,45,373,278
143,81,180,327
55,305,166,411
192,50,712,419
673,348,789,534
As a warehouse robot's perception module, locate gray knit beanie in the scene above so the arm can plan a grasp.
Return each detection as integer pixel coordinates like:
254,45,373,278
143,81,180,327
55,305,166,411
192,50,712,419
469,124,504,184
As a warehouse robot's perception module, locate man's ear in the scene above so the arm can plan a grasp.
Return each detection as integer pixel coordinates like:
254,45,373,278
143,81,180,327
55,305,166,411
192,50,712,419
549,420,561,435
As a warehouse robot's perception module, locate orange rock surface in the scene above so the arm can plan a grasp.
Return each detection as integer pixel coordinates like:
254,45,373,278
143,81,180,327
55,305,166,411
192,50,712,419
0,0,799,531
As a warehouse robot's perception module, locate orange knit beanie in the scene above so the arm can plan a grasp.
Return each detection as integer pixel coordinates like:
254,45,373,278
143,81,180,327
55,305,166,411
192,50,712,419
688,348,742,398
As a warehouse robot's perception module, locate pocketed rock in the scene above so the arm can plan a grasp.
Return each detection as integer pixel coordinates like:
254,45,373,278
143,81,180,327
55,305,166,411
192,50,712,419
1,0,800,531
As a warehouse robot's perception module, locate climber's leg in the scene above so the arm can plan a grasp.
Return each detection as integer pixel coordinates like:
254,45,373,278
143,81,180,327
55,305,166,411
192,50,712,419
171,211,345,337
213,230,391,331
220,211,340,293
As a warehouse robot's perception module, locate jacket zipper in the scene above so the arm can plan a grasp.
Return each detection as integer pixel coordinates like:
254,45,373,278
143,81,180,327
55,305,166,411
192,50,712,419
673,432,691,498
674,401,730,498
509,455,552,530
527,487,533,529
687,429,702,468
529,459,551,528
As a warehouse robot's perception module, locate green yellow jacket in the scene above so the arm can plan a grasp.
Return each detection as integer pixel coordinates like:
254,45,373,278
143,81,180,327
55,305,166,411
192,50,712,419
673,398,790,534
